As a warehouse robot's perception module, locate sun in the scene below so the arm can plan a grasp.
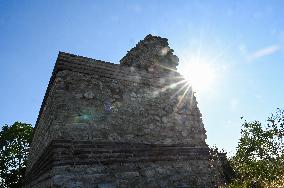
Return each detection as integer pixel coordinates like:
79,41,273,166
178,57,216,94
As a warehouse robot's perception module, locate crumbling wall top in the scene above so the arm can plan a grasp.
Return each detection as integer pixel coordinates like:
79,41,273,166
120,34,179,73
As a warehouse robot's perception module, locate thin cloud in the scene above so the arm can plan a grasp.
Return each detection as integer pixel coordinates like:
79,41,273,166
249,45,280,61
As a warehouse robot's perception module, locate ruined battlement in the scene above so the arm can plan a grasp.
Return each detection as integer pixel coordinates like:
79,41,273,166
120,34,179,72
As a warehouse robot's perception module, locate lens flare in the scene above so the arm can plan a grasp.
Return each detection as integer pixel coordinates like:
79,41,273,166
178,55,217,94
180,61,216,93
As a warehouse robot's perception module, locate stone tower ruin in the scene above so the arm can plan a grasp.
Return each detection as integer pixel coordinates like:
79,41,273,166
24,35,224,187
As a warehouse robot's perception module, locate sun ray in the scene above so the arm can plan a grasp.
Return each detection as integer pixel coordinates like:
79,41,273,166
170,81,190,100
151,77,188,98
176,83,191,109
160,79,187,92
156,63,179,73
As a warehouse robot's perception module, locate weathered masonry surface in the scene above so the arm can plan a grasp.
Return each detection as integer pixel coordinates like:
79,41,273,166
24,35,224,187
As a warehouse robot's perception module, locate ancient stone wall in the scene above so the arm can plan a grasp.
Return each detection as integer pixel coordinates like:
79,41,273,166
25,35,223,187
26,51,206,169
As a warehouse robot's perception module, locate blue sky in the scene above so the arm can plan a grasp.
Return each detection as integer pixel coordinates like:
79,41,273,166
1,0,284,155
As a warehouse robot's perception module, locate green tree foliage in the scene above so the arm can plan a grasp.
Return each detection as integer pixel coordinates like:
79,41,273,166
0,122,34,188
229,108,284,187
